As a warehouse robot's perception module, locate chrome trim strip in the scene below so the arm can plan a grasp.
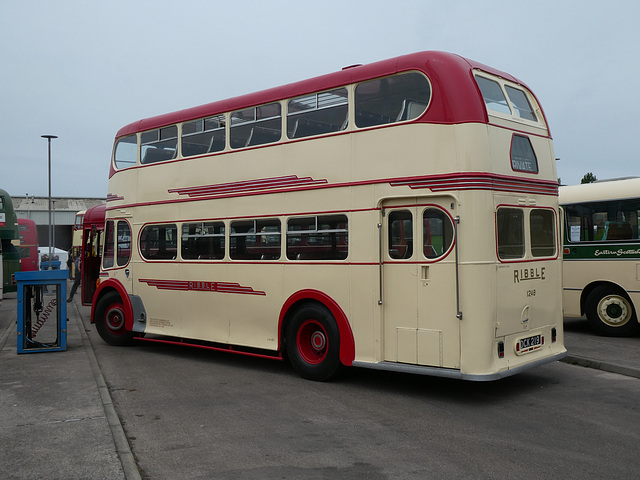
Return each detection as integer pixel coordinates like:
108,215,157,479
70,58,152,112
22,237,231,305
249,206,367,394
352,351,567,381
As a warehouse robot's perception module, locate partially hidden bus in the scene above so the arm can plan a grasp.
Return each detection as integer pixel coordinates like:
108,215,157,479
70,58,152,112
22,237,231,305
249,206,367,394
18,218,39,272
561,178,640,336
0,188,20,293
71,210,86,278
82,204,105,306
93,51,566,381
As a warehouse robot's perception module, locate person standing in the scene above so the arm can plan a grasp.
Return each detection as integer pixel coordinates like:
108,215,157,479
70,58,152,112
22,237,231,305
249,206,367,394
67,255,81,302
66,249,73,279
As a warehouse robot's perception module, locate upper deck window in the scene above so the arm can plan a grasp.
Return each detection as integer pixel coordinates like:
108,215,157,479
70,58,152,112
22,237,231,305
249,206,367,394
476,75,538,122
182,115,226,157
230,103,281,149
287,88,348,139
141,126,178,164
355,72,430,128
476,76,511,115
505,86,537,121
114,134,137,169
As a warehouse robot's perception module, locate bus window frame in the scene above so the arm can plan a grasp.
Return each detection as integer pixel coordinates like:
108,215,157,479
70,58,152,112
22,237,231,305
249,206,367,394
564,198,640,244
474,71,544,128
354,71,431,129
496,205,558,262
139,223,179,262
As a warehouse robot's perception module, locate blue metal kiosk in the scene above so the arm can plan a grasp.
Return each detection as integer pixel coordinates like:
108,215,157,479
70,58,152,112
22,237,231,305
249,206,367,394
16,269,68,353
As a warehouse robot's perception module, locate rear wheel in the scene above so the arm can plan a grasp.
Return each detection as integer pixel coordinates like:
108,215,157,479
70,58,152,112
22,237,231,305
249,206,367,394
585,285,640,337
286,304,343,381
94,291,136,346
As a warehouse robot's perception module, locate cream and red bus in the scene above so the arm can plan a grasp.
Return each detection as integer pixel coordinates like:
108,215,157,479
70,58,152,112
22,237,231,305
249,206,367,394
92,51,565,381
561,178,640,336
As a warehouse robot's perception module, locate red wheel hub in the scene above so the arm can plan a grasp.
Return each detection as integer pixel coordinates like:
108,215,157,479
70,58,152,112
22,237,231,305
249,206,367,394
105,303,126,334
297,319,328,365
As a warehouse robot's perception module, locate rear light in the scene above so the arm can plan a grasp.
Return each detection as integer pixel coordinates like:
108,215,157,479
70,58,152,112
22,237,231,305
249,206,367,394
497,341,505,358
551,327,557,343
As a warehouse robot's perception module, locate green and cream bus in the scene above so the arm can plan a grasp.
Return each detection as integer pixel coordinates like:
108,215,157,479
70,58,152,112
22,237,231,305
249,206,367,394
561,178,640,336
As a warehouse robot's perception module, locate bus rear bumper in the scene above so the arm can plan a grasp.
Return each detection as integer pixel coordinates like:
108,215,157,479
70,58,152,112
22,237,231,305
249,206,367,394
352,350,567,381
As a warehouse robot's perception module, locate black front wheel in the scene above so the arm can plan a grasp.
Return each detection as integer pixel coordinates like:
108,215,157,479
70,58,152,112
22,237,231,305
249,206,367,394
585,285,640,337
94,291,136,346
285,304,343,381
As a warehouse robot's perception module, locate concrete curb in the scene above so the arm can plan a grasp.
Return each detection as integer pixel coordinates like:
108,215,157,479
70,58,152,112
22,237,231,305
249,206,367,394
562,354,640,380
0,303,15,351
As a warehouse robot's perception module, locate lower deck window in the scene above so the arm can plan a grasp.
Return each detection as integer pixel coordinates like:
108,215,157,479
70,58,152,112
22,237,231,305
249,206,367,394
287,215,348,260
565,199,640,243
423,209,454,259
181,222,225,260
230,219,281,260
103,220,132,268
140,224,178,260
497,208,525,259
497,207,556,260
530,209,555,257
388,211,413,259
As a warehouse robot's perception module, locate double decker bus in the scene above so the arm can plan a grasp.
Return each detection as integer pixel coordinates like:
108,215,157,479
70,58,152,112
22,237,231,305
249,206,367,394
81,204,105,305
560,178,640,336
0,188,20,293
93,51,565,381
18,218,39,272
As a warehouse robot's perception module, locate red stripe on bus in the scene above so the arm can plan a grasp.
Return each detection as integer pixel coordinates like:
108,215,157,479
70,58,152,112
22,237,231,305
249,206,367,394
168,175,327,197
138,278,266,296
106,172,558,212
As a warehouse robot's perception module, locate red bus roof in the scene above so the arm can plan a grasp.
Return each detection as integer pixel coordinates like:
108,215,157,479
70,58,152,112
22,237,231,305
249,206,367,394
83,204,106,229
17,218,36,228
115,51,529,139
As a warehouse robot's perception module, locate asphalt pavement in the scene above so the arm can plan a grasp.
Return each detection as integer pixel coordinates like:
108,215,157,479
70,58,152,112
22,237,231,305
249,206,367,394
0,292,638,480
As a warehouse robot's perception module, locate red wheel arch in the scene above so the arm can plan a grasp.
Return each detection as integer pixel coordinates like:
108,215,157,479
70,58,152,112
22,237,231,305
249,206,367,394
279,290,355,366
91,278,134,331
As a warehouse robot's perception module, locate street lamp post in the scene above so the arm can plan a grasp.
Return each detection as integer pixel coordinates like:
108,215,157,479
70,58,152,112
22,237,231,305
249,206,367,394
42,135,58,268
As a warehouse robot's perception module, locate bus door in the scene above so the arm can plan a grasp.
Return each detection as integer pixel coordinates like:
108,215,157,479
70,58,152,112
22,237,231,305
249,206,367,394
82,224,103,305
381,198,460,368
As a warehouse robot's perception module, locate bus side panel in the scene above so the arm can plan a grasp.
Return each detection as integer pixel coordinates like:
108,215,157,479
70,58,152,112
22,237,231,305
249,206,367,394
563,258,640,318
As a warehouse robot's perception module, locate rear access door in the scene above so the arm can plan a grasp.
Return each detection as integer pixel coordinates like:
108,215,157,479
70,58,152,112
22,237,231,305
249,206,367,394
381,197,460,368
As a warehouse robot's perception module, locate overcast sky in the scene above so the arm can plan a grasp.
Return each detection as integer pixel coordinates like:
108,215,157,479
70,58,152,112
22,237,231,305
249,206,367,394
1,0,638,198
